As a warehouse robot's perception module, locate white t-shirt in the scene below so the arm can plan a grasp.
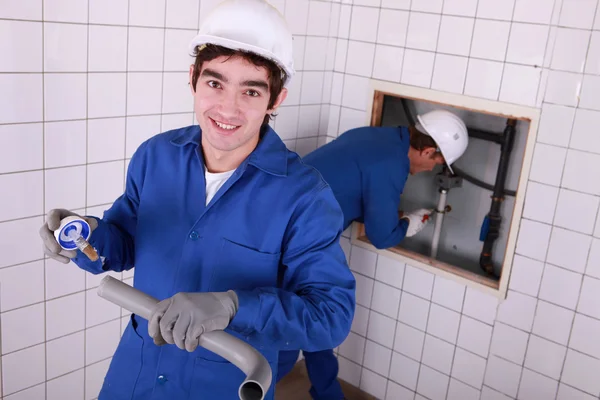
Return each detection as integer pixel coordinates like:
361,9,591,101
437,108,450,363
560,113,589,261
205,167,235,205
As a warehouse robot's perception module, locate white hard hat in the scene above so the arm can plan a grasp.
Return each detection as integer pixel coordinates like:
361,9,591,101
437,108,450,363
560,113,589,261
416,109,469,174
188,0,295,87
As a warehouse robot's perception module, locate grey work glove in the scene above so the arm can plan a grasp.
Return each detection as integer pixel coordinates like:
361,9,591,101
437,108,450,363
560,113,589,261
39,208,98,264
148,291,239,352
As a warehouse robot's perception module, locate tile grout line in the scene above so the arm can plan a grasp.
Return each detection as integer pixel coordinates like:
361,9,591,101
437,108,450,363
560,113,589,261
41,0,48,396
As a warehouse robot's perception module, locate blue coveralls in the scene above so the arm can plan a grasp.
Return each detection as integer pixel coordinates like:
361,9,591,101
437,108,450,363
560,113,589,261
70,125,356,399
276,126,411,399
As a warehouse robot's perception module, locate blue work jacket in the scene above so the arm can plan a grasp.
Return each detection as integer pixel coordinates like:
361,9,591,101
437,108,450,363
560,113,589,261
71,125,356,400
302,126,411,249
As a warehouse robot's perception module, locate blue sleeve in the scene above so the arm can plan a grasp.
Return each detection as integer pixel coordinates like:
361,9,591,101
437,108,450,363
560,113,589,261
71,142,148,274
228,185,356,352
361,161,408,249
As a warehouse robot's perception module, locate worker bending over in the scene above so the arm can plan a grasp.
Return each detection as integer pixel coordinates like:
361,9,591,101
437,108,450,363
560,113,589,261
39,0,355,398
277,109,469,399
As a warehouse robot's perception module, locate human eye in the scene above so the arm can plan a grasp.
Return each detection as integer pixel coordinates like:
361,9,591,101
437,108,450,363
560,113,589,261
207,80,222,89
245,89,260,97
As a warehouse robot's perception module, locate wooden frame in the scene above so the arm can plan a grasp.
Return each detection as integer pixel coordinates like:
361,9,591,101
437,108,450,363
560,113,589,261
350,79,541,299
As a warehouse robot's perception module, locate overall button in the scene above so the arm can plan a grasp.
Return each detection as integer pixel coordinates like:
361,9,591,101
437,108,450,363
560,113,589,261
189,231,199,240
157,375,167,383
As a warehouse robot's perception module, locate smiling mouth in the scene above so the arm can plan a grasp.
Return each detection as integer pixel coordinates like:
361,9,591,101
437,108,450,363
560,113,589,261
210,117,241,131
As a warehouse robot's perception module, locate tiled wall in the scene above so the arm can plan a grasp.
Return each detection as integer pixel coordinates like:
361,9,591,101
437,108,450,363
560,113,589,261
2,0,600,400
307,0,600,399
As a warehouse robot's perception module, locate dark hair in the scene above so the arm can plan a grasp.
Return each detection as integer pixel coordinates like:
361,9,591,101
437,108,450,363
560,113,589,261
190,44,286,126
409,124,441,156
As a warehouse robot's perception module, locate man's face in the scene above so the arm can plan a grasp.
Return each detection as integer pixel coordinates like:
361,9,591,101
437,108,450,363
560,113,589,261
409,147,445,174
190,55,287,161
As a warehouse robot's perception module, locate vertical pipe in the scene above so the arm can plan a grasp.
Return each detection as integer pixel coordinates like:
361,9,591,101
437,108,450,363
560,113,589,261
430,189,448,259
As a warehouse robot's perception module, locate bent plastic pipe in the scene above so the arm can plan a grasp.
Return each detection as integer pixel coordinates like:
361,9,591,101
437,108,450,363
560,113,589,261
97,275,272,400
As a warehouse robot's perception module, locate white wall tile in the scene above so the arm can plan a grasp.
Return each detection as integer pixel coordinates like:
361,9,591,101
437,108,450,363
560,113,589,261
304,37,329,71
457,315,492,358
427,304,460,344
377,9,408,47
569,312,600,359
389,352,420,391
515,219,551,261
89,0,128,25
273,107,299,141
401,49,434,88
451,347,486,388
481,386,513,400
350,245,377,277
46,292,85,340
88,26,127,73
337,107,366,134
292,36,306,71
0,171,43,221
538,264,582,309
296,105,320,138
431,275,465,312
345,41,375,77
302,72,326,105
0,123,43,174
351,305,369,337
448,379,479,400
499,64,541,107
463,59,503,100
165,0,198,29
0,217,44,268
86,320,121,364
477,0,516,20
587,238,600,278
406,12,440,52
87,161,124,206
417,365,449,400
47,369,85,400
44,0,87,23
529,143,567,187
44,120,87,169
437,16,474,57
496,290,537,331
532,300,574,346
360,368,387,399
338,356,362,387
484,355,523,398
372,45,404,82
0,20,42,72
585,31,600,75
128,27,165,72
431,54,468,94
506,23,549,66
443,0,478,17
546,227,593,272
524,335,567,379
518,369,559,400
45,258,85,300
462,287,498,325
88,117,126,163
129,0,165,27
556,383,597,400
307,1,331,36
509,254,544,296
421,334,454,374
164,29,196,72
46,331,84,379
0,0,42,20
341,74,369,110
1,344,45,396
398,292,430,331
403,265,434,300
559,0,598,29
85,358,111,400
4,384,45,400
561,349,600,395
44,22,87,72
162,72,193,113
337,5,352,39
551,28,591,73
578,74,600,111
371,282,401,319
394,322,425,361
44,73,87,121
470,20,511,62
0,74,44,124
367,311,396,349
1,303,45,354
0,261,44,312
284,0,309,35
363,340,392,376
339,332,366,364
349,6,379,42
513,0,554,24
571,108,600,155
355,273,374,307
126,72,163,116
85,287,121,328
490,322,529,365
561,150,600,196
537,104,575,147
544,70,583,107
523,182,559,225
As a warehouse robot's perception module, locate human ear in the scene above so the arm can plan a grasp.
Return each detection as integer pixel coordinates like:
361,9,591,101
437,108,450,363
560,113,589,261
267,88,288,115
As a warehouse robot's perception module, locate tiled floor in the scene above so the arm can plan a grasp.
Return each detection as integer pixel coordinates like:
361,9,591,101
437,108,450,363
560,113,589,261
275,360,377,400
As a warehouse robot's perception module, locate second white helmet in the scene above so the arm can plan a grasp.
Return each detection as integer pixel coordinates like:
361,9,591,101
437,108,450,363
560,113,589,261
416,110,469,174
188,0,295,87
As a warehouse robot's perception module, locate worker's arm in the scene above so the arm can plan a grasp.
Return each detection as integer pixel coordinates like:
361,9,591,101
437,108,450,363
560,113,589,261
69,141,148,274
361,162,409,249
227,184,356,352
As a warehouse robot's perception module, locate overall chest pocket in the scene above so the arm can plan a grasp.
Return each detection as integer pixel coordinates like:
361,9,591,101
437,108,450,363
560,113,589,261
208,238,281,292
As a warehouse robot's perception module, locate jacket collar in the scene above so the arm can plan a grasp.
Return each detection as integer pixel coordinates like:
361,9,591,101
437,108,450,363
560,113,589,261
170,124,288,176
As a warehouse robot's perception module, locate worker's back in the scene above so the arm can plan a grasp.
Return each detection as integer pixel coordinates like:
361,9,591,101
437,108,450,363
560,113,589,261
302,126,411,232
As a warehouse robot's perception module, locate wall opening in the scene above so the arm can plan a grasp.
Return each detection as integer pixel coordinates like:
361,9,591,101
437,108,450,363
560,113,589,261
351,80,540,297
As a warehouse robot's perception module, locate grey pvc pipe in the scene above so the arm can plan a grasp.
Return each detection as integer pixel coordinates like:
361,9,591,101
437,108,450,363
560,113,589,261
97,275,272,400
430,189,448,259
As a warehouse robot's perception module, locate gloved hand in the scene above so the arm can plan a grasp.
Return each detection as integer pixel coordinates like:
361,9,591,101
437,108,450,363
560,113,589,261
401,208,433,237
148,291,239,352
39,209,98,264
